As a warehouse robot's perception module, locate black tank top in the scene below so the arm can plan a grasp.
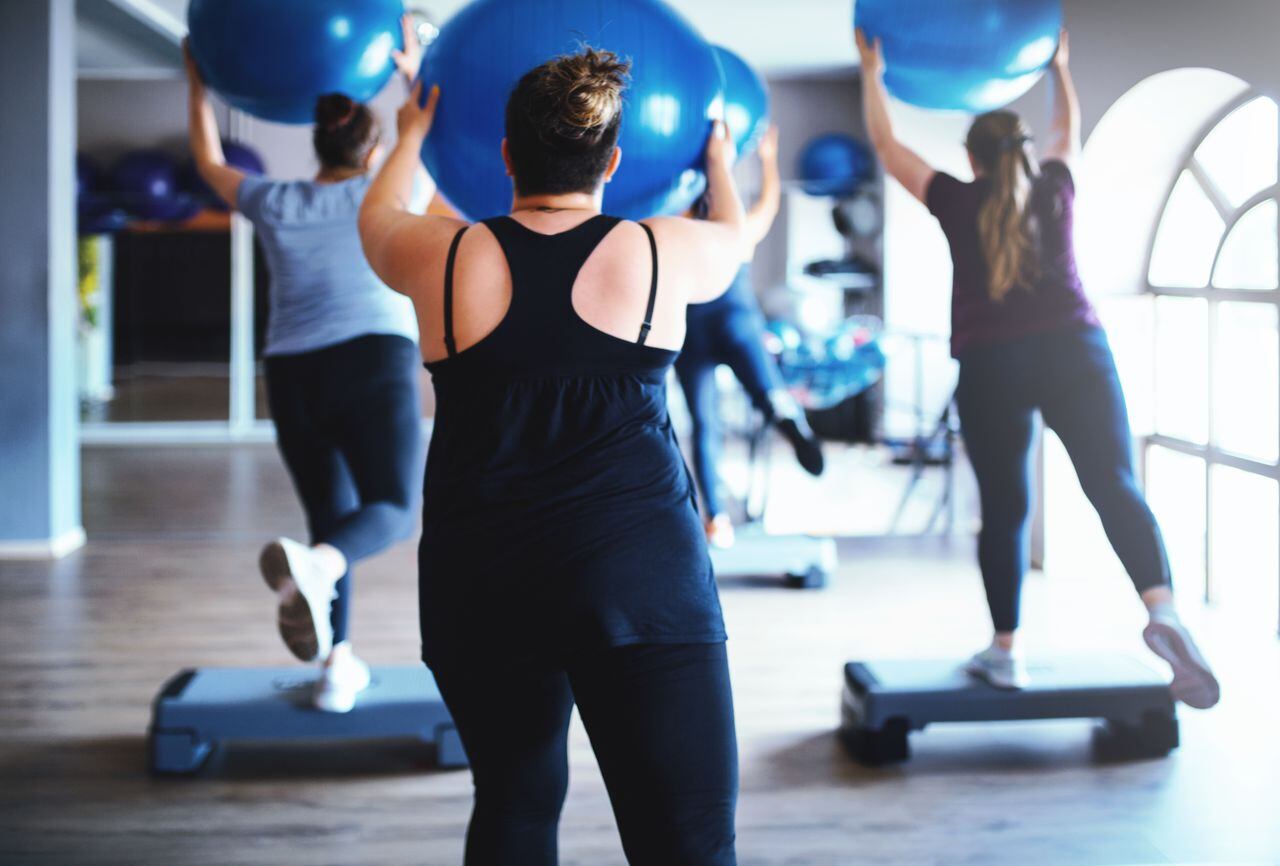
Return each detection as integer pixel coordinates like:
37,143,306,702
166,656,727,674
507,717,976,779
417,214,725,670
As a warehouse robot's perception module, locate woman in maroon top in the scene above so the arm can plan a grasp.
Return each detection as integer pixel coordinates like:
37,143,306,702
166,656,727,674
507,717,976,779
857,29,1218,708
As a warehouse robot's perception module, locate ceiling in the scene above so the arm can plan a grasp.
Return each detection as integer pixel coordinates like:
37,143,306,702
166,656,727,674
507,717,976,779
77,0,859,79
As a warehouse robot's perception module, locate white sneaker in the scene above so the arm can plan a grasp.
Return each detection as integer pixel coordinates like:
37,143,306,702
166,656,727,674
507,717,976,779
259,537,339,663
965,645,1029,690
1144,614,1220,710
313,654,372,713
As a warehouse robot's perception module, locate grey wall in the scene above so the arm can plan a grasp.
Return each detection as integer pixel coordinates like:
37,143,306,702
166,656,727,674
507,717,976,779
751,74,865,298
0,0,81,552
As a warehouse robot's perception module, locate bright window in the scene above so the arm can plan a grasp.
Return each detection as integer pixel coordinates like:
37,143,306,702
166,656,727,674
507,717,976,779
1213,199,1279,291
1144,89,1280,632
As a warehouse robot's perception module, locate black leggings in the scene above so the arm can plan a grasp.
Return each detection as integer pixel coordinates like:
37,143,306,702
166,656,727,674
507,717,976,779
433,642,738,866
955,326,1170,633
675,303,784,517
265,334,422,644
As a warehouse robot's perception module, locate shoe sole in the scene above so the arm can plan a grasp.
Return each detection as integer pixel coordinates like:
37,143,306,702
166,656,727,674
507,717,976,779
1144,621,1220,710
259,541,328,663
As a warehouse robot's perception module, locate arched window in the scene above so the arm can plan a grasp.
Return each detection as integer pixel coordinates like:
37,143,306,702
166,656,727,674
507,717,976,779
1145,90,1280,631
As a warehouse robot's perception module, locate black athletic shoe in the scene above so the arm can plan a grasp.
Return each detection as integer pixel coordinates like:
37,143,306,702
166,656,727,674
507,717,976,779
777,417,825,477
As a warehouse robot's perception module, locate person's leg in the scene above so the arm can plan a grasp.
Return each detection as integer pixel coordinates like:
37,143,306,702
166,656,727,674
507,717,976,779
324,336,424,564
1039,328,1219,708
433,660,574,866
715,308,823,477
676,351,731,544
262,356,359,664
569,642,738,866
955,357,1038,688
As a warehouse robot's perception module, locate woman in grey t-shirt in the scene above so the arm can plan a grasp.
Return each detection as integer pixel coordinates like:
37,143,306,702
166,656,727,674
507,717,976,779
183,24,423,713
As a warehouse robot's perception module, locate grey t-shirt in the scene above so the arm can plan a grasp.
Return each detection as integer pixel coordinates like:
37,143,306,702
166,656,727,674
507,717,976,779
238,174,418,357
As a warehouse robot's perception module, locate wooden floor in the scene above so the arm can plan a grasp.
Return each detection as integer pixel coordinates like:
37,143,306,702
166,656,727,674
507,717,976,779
2,445,1278,865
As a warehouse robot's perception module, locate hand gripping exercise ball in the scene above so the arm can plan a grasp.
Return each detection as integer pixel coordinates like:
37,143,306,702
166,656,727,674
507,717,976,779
712,45,769,157
854,0,1062,113
187,0,404,124
417,0,723,221
798,134,874,198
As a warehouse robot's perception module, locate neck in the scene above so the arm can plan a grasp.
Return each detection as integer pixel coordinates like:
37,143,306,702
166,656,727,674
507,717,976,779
315,166,366,183
510,189,602,214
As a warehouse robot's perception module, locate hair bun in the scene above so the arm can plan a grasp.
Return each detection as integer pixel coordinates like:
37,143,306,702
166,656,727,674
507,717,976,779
314,93,358,131
549,47,631,134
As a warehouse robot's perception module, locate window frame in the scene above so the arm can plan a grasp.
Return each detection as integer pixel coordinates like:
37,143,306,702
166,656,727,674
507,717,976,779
1143,88,1280,634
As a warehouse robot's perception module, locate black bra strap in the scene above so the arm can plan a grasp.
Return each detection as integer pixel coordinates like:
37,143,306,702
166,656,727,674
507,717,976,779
638,223,659,346
442,227,467,358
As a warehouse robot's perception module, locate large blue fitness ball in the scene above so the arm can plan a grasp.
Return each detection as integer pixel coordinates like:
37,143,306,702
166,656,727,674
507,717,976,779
798,134,874,198
855,0,1061,113
712,45,769,157
187,0,403,124
418,0,723,221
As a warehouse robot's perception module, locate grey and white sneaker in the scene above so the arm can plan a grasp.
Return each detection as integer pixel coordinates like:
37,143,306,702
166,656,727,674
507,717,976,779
259,537,339,663
1144,614,1220,710
965,645,1030,690
313,653,372,714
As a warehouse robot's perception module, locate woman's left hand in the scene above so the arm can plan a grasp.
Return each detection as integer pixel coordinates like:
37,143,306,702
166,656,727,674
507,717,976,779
397,80,440,144
392,13,424,82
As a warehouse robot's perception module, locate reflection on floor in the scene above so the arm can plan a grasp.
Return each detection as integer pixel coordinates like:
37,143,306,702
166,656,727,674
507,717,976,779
1,445,1277,865
80,363,437,425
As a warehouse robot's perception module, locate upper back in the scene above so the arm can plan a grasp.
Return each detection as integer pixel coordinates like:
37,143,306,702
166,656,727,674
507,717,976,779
418,212,687,374
236,174,416,354
925,159,1081,294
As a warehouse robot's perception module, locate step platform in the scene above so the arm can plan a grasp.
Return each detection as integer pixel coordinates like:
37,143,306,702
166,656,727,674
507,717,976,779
148,665,466,775
709,524,837,588
840,654,1178,765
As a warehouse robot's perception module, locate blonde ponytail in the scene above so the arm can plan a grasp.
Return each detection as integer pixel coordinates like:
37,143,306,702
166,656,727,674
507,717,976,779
966,111,1039,302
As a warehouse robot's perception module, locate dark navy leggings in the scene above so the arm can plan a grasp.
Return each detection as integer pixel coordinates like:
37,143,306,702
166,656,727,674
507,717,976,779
676,299,784,518
433,642,738,866
955,326,1171,633
265,334,422,644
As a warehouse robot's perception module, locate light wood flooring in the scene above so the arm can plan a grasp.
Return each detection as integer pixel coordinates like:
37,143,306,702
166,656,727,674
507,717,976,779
1,445,1277,865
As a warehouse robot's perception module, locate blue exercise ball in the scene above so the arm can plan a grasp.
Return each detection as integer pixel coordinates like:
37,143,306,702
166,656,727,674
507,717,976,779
111,150,183,220
417,0,723,221
181,141,267,210
798,134,874,197
712,45,768,157
187,0,403,124
855,0,1061,113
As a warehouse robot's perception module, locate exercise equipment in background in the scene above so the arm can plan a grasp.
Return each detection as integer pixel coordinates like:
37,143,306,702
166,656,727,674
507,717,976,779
76,153,129,235
110,149,199,222
765,315,886,413
187,0,404,124
149,666,467,775
854,0,1062,113
708,522,838,589
798,133,875,198
712,44,769,157
840,655,1179,765
417,0,722,221
180,140,266,210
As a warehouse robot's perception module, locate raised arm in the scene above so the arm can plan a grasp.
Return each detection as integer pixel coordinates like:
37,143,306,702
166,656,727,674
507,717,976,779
1041,30,1080,166
643,121,748,304
183,41,245,210
743,124,781,248
856,29,935,204
358,82,463,295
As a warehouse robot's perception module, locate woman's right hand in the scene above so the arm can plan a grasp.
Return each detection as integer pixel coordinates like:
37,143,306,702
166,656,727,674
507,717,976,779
756,124,779,167
704,120,737,172
397,80,440,144
855,28,884,79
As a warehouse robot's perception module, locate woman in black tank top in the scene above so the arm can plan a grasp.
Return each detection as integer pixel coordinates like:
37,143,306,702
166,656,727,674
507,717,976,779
359,49,747,865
